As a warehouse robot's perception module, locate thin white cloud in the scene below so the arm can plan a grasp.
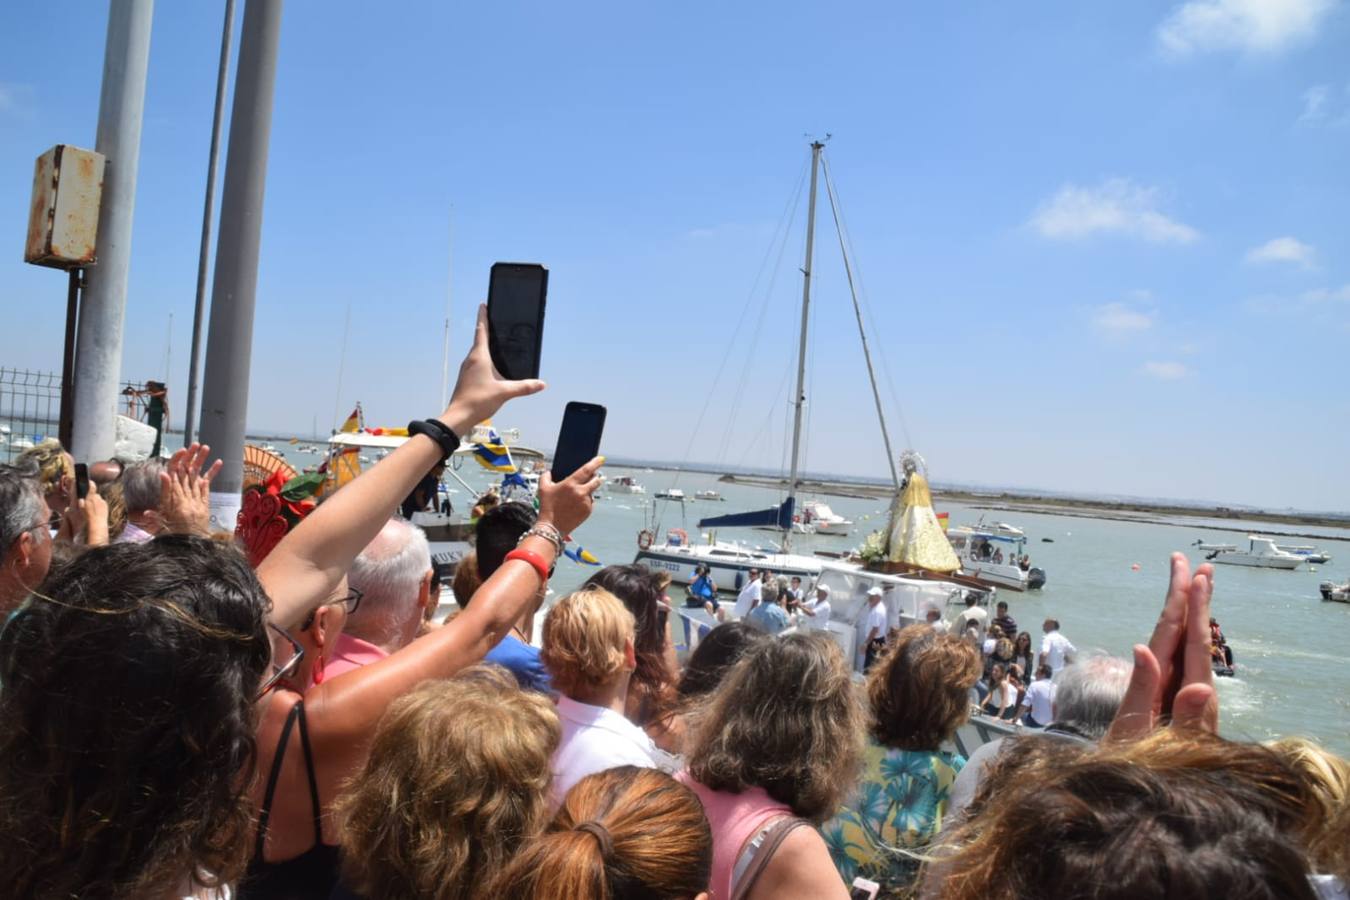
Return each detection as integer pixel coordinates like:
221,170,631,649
1300,84,1331,121
1029,179,1199,244
1157,0,1335,57
1301,283,1350,304
1142,361,1190,379
1245,235,1315,267
1093,302,1156,334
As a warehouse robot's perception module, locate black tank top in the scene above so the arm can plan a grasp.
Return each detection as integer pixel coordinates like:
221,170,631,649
238,700,341,900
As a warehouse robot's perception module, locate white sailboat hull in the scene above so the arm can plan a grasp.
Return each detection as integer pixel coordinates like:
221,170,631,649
635,543,822,588
1211,554,1303,569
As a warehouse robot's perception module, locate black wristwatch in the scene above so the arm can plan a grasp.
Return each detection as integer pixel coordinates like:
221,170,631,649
408,418,461,461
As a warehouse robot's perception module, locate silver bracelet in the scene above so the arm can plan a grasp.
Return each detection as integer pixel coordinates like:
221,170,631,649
520,526,563,556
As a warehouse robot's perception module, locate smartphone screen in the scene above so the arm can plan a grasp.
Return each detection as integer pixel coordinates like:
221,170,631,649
849,878,880,900
74,463,89,500
487,262,548,381
551,402,606,484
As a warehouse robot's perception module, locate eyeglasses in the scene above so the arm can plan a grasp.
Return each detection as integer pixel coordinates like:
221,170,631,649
257,623,305,701
299,586,363,630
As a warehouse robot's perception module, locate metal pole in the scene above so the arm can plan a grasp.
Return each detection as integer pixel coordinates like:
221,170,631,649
821,156,901,490
71,0,155,462
58,268,83,450
183,0,238,447
199,0,284,526
783,141,823,551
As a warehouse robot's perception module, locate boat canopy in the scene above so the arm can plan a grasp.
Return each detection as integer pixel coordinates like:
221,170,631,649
327,431,545,460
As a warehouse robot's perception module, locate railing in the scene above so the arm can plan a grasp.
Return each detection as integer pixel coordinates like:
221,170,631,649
0,367,156,464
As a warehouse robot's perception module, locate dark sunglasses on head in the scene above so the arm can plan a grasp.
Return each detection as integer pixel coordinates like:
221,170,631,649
256,623,304,701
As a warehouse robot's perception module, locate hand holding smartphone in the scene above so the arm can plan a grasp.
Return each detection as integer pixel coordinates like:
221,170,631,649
551,402,606,484
487,262,548,381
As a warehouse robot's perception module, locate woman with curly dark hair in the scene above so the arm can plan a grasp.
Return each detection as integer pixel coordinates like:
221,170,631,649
823,624,983,895
680,632,865,900
0,535,274,899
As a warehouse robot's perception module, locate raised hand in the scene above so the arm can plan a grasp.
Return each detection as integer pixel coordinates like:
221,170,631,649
160,443,223,536
1107,552,1218,741
537,456,604,537
438,304,546,435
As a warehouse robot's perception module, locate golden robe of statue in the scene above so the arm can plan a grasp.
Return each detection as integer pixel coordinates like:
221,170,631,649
886,471,960,573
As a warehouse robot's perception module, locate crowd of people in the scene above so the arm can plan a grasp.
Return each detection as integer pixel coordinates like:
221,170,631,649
1,310,1347,899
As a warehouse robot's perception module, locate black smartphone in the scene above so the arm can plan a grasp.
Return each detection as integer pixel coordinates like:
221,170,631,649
550,402,606,484
74,463,89,500
487,262,548,381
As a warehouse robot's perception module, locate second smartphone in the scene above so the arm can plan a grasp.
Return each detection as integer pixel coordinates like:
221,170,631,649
551,402,606,484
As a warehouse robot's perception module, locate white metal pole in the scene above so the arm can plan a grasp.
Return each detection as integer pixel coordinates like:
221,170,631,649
71,0,155,462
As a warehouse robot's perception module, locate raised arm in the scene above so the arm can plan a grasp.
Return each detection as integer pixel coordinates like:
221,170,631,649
306,457,602,758
259,305,544,627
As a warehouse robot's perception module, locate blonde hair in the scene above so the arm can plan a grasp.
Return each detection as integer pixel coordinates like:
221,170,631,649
488,766,712,900
17,439,71,493
335,665,561,900
542,587,634,697
1268,737,1350,882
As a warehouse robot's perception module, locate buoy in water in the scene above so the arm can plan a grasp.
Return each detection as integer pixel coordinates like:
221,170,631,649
1131,563,1141,571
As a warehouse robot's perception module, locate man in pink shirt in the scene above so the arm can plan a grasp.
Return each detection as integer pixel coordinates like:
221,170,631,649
325,517,436,679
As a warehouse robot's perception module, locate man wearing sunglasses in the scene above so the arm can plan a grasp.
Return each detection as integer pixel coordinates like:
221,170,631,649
0,463,53,617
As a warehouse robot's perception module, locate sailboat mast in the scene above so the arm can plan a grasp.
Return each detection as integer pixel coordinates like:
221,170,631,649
440,212,453,410
784,141,824,550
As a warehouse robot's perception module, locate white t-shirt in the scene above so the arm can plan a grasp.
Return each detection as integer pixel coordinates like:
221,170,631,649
551,695,658,807
1022,678,1056,724
733,579,762,618
1040,631,1077,674
957,606,988,634
856,602,888,656
801,598,832,630
986,680,1017,712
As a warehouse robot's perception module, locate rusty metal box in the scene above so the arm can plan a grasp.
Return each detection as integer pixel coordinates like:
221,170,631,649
24,144,106,269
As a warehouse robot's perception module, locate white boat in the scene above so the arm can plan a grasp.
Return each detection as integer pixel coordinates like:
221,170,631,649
694,489,722,501
1322,580,1350,603
1196,536,1304,570
10,437,35,451
1278,544,1332,565
948,523,1047,590
655,488,687,502
608,475,647,495
801,500,852,536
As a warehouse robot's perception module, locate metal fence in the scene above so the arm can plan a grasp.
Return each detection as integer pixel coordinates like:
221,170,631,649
0,367,153,464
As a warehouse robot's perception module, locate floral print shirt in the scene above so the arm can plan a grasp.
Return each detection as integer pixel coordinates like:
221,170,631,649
823,743,965,892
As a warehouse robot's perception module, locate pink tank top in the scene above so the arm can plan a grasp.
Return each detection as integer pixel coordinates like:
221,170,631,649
677,772,793,900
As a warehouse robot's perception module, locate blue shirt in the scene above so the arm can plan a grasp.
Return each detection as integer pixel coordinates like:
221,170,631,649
746,601,790,635
486,634,553,693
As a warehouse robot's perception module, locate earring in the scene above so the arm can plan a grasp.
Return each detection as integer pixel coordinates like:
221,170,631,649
313,652,326,686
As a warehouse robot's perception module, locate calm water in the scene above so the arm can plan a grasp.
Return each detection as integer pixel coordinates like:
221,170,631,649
268,448,1350,757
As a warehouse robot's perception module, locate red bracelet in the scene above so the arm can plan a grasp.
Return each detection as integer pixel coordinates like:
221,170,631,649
504,548,553,582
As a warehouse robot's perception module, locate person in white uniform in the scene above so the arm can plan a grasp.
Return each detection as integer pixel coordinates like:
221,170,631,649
732,567,762,619
1039,617,1077,676
855,586,888,672
542,587,661,807
799,584,833,631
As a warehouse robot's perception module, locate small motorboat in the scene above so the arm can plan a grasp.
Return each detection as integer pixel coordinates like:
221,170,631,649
1321,580,1350,603
655,489,687,502
694,489,722,501
1194,537,1303,570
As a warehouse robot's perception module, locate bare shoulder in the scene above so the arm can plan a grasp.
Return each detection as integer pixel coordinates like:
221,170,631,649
746,824,849,900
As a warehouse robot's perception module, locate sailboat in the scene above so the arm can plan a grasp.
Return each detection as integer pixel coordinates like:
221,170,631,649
633,142,992,646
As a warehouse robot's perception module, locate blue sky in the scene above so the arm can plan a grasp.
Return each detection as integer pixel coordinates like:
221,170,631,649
2,0,1348,510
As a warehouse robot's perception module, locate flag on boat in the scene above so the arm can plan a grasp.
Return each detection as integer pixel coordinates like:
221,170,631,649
564,546,601,566
473,424,516,473
936,512,949,532
339,404,363,434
